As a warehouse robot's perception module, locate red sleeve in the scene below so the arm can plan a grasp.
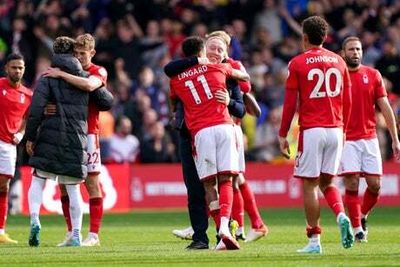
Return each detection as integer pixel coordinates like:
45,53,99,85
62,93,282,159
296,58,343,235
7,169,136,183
285,60,299,91
342,68,352,132
91,67,108,85
279,60,299,137
374,70,387,99
227,59,251,93
279,89,297,137
222,63,233,77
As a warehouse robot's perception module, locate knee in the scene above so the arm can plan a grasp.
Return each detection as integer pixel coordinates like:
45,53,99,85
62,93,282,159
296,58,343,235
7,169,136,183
319,175,334,192
367,179,381,194
85,177,102,197
344,176,359,191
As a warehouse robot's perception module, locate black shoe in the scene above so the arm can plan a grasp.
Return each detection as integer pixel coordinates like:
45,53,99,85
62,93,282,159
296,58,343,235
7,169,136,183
186,241,209,250
235,233,246,241
354,231,367,243
361,218,368,233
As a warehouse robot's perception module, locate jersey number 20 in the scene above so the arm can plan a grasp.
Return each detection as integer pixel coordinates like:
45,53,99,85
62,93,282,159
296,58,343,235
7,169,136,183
185,75,213,104
308,67,342,98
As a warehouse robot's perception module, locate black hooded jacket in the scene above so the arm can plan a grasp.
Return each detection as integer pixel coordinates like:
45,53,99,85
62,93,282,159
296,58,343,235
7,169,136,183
25,54,90,179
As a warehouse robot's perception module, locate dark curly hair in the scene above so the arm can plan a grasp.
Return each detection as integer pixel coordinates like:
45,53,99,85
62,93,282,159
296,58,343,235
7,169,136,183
182,36,204,57
302,16,329,46
53,36,76,54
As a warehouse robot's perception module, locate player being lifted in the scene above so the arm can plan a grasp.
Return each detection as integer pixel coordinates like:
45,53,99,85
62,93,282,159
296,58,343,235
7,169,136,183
169,36,249,250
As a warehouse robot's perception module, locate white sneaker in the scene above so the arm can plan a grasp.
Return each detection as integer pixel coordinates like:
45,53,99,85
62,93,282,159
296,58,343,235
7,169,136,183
214,239,226,250
57,232,73,247
297,242,322,254
244,225,269,242
172,226,194,240
82,234,100,247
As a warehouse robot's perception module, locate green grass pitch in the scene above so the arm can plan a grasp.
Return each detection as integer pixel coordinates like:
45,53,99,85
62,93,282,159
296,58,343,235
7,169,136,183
0,207,399,266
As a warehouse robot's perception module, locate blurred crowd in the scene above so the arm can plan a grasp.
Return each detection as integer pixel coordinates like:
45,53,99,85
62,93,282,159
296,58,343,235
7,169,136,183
1,0,400,164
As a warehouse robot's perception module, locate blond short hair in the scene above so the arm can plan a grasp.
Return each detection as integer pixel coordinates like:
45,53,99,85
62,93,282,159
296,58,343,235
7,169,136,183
75,33,95,50
206,30,231,48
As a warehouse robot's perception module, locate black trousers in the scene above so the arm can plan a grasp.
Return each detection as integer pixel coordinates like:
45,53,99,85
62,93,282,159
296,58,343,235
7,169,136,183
179,129,209,244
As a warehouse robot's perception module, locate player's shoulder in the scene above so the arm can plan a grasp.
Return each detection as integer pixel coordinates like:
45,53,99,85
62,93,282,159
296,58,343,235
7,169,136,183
18,85,33,97
89,63,107,77
225,58,242,68
361,64,379,74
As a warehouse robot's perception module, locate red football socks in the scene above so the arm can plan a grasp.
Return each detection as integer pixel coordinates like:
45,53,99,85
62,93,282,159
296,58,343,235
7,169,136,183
361,188,379,216
61,195,72,232
323,186,345,216
232,188,244,227
0,191,8,230
345,190,361,227
218,180,233,219
240,182,264,229
89,197,103,234
306,225,322,237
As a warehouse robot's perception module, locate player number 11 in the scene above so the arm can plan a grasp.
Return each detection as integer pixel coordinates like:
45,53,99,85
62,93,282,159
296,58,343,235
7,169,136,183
185,75,213,104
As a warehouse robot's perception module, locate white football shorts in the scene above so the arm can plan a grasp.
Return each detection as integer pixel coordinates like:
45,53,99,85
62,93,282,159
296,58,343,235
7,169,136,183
0,140,17,178
294,127,343,178
87,134,101,174
34,169,84,185
339,138,382,177
234,124,245,173
193,124,239,180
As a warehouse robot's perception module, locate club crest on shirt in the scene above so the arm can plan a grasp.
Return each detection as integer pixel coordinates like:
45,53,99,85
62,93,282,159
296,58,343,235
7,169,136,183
2,89,6,96
363,74,369,84
20,93,25,103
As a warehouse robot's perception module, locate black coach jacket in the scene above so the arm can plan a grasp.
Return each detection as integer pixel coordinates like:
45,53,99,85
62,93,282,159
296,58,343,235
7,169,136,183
25,54,90,179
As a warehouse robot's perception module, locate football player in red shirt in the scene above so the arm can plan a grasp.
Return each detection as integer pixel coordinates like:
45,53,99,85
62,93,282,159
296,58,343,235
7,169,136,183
340,36,400,242
0,53,32,244
44,34,108,247
279,16,354,253
206,31,267,243
170,36,249,250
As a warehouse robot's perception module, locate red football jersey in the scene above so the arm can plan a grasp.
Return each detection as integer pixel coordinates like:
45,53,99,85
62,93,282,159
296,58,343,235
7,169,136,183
226,58,251,93
0,77,32,144
169,63,234,135
346,65,386,140
280,47,352,137
87,63,108,134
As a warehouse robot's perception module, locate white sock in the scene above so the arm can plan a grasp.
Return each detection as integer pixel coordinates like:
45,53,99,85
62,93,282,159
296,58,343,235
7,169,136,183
65,184,83,237
28,176,46,226
0,229,4,235
236,226,244,235
354,226,363,234
336,212,346,223
88,232,98,238
219,216,230,236
309,234,321,244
